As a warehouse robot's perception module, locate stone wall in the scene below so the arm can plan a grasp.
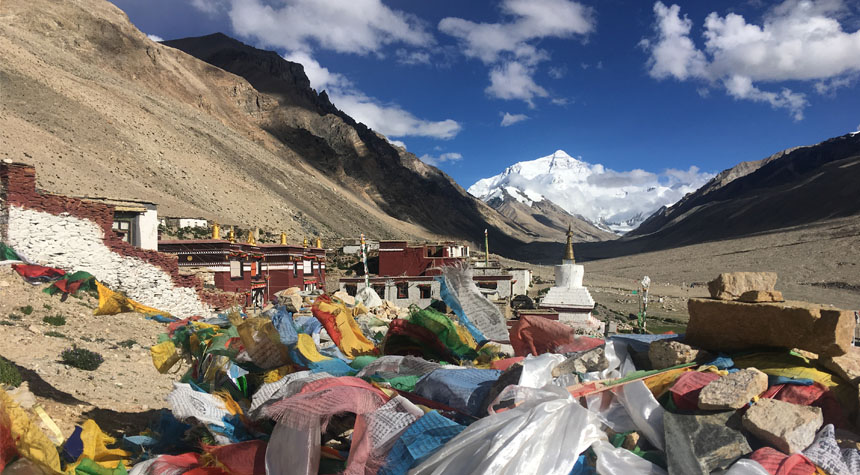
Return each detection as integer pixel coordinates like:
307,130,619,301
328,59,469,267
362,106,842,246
0,162,214,317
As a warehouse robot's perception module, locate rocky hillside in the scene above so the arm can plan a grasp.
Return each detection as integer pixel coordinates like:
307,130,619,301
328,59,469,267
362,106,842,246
0,0,529,249
626,133,860,247
484,188,615,242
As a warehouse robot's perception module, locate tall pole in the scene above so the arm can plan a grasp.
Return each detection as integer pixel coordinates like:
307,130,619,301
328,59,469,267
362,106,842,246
484,229,489,267
360,233,370,288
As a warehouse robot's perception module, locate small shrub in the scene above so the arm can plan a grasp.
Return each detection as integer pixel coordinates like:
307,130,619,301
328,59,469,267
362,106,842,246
8,314,21,321
45,331,67,339
19,305,33,315
117,339,137,348
42,315,66,326
60,347,104,371
0,357,22,388
43,304,52,310
0,321,14,326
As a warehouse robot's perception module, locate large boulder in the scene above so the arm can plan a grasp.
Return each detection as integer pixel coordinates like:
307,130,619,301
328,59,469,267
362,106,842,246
664,411,751,474
819,346,860,385
686,298,855,357
698,368,769,410
708,272,777,300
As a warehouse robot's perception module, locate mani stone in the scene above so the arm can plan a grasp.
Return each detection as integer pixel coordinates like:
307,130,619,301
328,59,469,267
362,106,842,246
819,346,860,385
738,290,785,303
686,298,855,357
708,272,777,300
648,340,701,370
664,410,751,475
698,368,768,410
742,398,823,454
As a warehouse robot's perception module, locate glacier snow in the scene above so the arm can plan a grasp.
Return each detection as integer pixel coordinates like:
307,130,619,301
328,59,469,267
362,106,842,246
468,150,714,234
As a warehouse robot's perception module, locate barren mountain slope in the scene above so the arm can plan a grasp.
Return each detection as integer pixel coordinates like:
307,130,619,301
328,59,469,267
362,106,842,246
0,0,530,247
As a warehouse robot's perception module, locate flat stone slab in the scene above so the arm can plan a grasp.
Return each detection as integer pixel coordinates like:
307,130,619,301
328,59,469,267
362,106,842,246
664,410,752,475
820,346,860,385
708,272,777,300
649,340,701,370
743,398,823,454
686,298,855,357
698,368,768,410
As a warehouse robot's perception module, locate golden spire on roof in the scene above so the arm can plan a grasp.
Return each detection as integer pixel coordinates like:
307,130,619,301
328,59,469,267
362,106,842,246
247,229,256,245
564,224,575,262
228,226,236,243
280,232,287,245
212,222,220,240
303,237,309,248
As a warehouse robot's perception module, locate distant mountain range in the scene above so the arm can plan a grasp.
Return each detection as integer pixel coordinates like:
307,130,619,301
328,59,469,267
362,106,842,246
468,150,713,234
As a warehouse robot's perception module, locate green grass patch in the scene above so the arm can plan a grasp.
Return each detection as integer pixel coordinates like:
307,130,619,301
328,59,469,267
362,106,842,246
0,357,22,388
7,314,22,321
45,330,68,339
43,303,52,310
60,347,104,371
19,305,33,315
42,315,66,326
0,321,14,326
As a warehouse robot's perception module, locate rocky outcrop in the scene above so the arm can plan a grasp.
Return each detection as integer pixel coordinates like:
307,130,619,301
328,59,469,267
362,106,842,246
707,272,777,300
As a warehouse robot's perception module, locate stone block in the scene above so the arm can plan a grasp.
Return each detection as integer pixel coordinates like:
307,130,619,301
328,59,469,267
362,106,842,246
649,340,701,370
738,290,784,303
686,298,855,357
664,410,751,475
819,346,860,385
552,347,608,376
698,368,768,410
708,272,777,300
742,398,823,454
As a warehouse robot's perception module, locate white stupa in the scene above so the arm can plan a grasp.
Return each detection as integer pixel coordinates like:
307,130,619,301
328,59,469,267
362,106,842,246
539,226,602,332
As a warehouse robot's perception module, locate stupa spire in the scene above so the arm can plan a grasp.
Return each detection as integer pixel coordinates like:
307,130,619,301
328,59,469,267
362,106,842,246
564,224,575,262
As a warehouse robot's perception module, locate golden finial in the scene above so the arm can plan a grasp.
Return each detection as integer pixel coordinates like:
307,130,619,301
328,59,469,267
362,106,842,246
280,232,287,245
303,237,309,248
228,226,236,243
564,224,575,262
316,237,322,248
212,222,220,240
246,229,256,245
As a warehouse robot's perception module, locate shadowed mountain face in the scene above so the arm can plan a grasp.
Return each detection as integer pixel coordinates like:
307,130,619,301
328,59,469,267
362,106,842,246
162,33,530,249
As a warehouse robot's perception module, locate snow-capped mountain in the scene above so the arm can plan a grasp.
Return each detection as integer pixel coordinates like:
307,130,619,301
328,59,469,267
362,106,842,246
468,150,714,234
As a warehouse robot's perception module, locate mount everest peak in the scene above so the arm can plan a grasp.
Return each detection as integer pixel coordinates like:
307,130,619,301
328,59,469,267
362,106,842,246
468,150,714,234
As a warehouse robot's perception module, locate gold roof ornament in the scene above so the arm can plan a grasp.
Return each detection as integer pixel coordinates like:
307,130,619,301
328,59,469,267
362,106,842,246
316,237,322,248
212,222,220,240
303,237,309,248
246,229,256,245
564,224,575,262
228,226,236,243
280,232,287,245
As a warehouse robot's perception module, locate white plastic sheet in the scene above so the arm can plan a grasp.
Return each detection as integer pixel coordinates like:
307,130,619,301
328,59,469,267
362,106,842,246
356,287,383,308
613,380,666,451
518,353,566,389
714,459,770,475
592,440,667,475
411,391,605,475
265,420,320,475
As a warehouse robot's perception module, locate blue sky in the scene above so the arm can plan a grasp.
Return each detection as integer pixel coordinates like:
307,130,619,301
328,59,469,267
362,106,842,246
113,0,860,189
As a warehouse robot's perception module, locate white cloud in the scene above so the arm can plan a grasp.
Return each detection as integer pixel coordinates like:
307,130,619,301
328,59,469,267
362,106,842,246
548,66,566,79
419,152,463,166
395,49,431,65
550,97,571,106
439,0,594,105
486,61,548,106
189,0,226,14
500,112,529,126
642,0,860,119
229,0,433,55
330,91,461,139
283,51,351,91
146,34,164,42
388,140,407,149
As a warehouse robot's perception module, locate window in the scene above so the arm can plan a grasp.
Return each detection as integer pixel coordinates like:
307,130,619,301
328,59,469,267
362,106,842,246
372,284,385,298
251,259,262,278
303,260,312,274
418,284,431,299
112,219,133,244
230,259,243,280
426,246,443,257
396,282,408,299
477,281,498,290
292,262,298,278
345,284,357,296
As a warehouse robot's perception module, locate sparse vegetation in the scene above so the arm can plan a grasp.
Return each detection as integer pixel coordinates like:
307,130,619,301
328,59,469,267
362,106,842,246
0,357,22,388
8,314,22,321
117,339,137,348
61,347,104,371
43,303,52,310
43,315,66,326
0,321,14,326
45,330,68,339
19,305,33,315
